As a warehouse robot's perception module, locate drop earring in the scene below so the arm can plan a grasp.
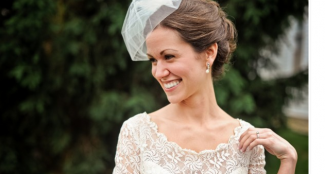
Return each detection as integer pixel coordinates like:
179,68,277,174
206,62,210,74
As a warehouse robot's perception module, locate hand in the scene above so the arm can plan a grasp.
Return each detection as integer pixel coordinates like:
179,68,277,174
239,127,297,162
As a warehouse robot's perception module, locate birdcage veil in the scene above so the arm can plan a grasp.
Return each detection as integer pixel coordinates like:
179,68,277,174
121,0,182,61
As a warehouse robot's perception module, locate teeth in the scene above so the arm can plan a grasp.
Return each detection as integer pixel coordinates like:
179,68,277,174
164,80,180,89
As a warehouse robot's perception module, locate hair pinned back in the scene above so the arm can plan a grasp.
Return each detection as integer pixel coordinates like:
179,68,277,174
160,0,237,79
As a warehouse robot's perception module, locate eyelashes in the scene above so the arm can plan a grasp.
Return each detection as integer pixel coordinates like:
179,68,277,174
148,54,175,64
149,58,157,63
164,55,174,60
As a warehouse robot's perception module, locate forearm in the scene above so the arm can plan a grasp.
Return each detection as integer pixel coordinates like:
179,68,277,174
277,159,296,174
277,149,298,174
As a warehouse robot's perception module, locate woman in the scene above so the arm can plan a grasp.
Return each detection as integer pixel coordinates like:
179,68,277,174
114,0,297,173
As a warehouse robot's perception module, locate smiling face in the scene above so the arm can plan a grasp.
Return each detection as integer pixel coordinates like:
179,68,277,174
146,26,210,104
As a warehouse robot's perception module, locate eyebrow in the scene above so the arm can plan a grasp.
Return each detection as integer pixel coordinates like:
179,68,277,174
160,49,177,55
147,49,178,58
146,53,153,59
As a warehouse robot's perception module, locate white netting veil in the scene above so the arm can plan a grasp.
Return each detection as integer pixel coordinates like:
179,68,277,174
121,0,182,61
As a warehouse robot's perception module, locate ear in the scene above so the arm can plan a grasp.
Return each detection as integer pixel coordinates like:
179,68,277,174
205,43,218,64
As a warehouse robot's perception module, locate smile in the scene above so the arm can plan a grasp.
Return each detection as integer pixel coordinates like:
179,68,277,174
164,80,181,89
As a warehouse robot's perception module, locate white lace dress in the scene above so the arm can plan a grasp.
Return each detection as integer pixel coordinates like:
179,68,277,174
113,112,266,174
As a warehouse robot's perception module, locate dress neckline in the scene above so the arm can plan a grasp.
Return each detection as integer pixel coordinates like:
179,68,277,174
143,112,243,155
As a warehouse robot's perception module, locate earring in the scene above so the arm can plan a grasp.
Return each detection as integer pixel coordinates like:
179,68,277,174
206,62,210,74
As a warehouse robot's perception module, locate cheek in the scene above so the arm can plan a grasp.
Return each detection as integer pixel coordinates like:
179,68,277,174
151,66,156,77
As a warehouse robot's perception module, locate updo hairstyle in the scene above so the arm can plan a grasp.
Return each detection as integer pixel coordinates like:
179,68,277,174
160,0,237,79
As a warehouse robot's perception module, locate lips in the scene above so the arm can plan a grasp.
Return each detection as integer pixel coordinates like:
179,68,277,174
163,80,181,89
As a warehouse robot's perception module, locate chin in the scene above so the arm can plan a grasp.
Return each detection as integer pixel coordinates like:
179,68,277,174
166,95,183,104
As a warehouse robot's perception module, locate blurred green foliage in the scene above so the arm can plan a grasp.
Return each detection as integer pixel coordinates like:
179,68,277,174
0,0,308,173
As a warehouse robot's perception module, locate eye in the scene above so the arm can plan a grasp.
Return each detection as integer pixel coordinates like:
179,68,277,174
149,58,157,63
164,54,174,60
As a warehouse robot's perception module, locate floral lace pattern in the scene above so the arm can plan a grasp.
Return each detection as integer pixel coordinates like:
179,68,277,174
113,112,266,174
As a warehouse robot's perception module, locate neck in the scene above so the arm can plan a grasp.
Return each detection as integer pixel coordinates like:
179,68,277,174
169,80,226,125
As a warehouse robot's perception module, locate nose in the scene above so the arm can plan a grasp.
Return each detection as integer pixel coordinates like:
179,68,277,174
152,61,170,79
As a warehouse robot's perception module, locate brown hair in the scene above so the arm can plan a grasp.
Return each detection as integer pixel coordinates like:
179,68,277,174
160,0,237,79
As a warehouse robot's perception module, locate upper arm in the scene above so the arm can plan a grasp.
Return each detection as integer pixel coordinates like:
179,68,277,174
248,145,266,174
113,122,141,174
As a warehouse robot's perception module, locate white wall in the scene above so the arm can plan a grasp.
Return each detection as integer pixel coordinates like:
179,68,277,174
258,14,309,120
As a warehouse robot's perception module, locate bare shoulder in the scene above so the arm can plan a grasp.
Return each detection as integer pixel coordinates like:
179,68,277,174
230,116,241,128
218,114,241,130
147,105,170,124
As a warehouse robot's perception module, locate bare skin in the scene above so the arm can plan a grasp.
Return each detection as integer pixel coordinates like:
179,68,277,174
146,26,239,153
149,104,239,153
146,25,297,173
239,127,298,174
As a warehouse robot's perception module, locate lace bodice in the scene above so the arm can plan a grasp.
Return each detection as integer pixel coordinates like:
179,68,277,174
113,112,266,174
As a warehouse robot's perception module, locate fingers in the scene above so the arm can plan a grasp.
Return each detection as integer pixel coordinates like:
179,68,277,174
239,127,298,162
239,127,271,152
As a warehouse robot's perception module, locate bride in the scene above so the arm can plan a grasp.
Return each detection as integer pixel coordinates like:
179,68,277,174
113,0,297,173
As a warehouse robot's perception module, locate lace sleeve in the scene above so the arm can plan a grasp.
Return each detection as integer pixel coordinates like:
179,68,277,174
113,121,141,174
248,145,266,174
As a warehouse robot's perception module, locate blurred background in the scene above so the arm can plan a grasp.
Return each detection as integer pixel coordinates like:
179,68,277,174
0,0,308,173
